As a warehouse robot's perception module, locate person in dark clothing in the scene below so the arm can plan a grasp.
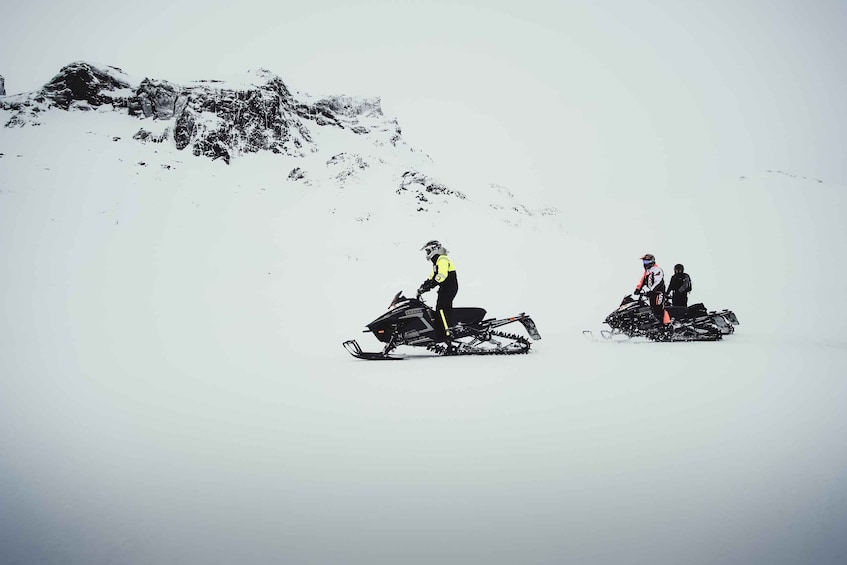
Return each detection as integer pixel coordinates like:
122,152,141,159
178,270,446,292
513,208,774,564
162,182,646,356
667,263,692,307
418,240,458,340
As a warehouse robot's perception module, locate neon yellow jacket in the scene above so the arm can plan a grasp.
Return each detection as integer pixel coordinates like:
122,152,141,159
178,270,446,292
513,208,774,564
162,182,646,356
428,255,456,283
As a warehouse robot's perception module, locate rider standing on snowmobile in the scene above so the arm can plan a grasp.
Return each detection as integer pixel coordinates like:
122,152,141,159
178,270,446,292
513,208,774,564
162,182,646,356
636,253,668,324
418,240,458,339
667,263,692,307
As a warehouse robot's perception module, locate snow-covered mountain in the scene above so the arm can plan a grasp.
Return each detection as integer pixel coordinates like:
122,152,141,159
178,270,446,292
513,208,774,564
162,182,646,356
0,61,556,221
1,62,846,565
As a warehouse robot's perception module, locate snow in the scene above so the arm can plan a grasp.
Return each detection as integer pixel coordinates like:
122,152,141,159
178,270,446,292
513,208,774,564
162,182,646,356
1,105,846,565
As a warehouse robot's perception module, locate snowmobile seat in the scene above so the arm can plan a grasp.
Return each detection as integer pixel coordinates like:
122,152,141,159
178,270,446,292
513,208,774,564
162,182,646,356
665,305,688,320
687,303,709,317
450,307,487,326
666,303,709,321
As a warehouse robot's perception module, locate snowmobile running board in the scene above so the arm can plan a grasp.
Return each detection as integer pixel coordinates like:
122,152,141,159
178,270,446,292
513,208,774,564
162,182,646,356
343,340,404,361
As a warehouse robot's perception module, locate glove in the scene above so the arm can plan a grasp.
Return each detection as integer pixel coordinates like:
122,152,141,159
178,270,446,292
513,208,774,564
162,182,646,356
418,279,436,294
634,287,642,295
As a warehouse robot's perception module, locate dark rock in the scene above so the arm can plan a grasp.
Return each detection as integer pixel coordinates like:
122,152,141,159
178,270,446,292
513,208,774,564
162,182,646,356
326,153,369,183
166,75,314,162
0,75,5,96
129,78,179,119
398,170,466,200
2,62,406,166
133,128,170,143
294,95,383,131
173,95,194,150
42,62,131,109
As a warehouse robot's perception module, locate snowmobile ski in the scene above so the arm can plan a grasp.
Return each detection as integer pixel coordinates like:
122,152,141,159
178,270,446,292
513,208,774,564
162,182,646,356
343,340,404,360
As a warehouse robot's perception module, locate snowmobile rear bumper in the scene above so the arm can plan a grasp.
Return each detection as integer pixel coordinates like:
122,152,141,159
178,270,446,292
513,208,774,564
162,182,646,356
480,314,542,340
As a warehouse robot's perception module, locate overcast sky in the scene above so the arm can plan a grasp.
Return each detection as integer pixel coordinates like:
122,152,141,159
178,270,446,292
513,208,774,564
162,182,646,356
2,0,845,198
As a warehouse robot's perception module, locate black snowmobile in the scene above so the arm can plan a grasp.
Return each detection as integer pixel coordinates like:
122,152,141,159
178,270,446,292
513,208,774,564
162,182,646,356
584,294,739,342
343,291,542,360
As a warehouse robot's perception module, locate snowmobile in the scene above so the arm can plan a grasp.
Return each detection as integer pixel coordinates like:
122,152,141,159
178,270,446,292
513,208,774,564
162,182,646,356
343,291,542,360
583,294,739,343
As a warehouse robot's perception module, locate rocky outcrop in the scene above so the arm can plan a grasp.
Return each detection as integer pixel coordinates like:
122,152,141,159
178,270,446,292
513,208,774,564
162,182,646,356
1,62,134,126
128,79,179,119
1,61,408,171
326,152,370,185
0,75,5,96
42,62,132,109
0,62,402,163
168,76,315,163
133,127,170,143
396,170,467,211
294,95,382,129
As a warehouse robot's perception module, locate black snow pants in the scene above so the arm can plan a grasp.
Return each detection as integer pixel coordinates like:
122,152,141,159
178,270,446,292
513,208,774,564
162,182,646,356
435,272,458,340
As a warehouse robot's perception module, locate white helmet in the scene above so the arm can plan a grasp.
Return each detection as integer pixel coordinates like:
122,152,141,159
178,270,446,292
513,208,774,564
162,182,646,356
421,240,447,260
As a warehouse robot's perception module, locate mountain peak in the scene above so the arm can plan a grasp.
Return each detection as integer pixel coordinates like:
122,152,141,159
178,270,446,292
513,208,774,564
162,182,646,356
43,61,133,110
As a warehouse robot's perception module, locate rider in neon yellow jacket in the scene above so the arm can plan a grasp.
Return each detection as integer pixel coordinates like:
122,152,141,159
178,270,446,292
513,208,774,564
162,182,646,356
418,240,458,339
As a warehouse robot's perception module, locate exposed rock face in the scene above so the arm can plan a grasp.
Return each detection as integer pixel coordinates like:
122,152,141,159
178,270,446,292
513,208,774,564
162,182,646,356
395,170,468,211
0,75,5,96
325,152,371,186
168,76,314,163
128,79,178,119
398,170,467,200
294,95,381,130
1,62,134,126
42,62,132,109
0,62,400,163
133,127,170,143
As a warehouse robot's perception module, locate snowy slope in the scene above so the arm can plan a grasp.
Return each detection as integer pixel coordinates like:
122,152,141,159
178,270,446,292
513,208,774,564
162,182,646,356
1,71,846,565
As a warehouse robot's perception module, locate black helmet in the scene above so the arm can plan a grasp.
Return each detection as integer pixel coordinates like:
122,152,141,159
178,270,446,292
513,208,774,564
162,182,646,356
674,263,684,272
640,253,655,268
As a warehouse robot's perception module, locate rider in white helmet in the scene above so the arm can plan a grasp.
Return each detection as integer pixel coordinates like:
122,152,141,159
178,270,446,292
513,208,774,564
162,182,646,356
418,240,458,339
635,253,668,324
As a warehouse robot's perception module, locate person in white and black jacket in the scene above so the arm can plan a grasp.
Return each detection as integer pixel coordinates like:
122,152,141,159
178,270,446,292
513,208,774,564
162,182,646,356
635,253,668,323
667,263,692,307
